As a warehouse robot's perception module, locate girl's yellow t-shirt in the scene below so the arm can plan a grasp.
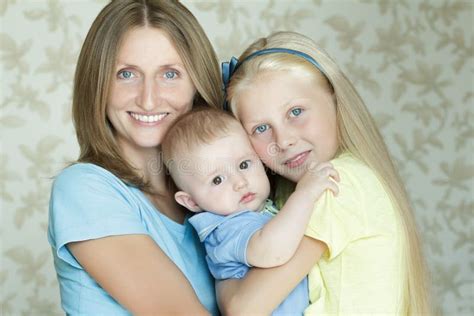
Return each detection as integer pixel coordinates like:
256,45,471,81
304,153,407,315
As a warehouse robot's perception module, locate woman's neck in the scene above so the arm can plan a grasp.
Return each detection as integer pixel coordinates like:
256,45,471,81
121,143,167,193
120,143,187,224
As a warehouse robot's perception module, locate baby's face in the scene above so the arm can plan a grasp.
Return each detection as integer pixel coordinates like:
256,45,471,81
174,126,270,215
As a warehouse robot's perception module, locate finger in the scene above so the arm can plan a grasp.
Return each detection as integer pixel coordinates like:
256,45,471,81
314,161,333,171
319,166,338,180
325,180,339,196
327,168,340,182
307,161,319,171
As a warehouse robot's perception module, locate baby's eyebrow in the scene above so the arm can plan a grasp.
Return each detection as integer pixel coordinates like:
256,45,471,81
237,152,256,161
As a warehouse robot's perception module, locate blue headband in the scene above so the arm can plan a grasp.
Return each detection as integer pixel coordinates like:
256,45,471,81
221,48,325,111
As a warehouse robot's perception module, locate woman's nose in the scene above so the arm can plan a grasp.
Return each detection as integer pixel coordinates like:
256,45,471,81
137,80,158,111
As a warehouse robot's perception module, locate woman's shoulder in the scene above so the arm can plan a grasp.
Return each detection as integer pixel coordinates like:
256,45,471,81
56,162,112,178
52,162,128,192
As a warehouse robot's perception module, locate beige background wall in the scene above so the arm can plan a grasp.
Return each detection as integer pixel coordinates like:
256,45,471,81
1,0,472,314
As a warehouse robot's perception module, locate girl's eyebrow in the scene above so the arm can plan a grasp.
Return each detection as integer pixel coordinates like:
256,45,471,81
278,97,311,109
242,118,263,127
241,120,264,134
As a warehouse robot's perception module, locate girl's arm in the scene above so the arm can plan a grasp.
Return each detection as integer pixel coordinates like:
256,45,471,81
217,236,326,315
247,162,338,268
68,234,210,315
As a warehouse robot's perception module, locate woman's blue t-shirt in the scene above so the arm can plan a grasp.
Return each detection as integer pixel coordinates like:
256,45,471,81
47,163,218,315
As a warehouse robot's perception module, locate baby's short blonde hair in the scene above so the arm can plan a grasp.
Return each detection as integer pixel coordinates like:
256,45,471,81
162,106,242,173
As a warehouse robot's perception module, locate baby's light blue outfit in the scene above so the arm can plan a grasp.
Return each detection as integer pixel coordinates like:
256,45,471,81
189,201,309,315
48,163,219,315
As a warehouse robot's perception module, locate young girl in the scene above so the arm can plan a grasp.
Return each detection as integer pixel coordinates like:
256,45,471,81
220,31,431,314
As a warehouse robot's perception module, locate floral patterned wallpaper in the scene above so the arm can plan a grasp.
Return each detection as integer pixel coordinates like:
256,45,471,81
1,0,472,314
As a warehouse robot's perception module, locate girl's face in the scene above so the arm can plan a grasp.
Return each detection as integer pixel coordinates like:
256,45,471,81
107,27,196,156
233,69,339,182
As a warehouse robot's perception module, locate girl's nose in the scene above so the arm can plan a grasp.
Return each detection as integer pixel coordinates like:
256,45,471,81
275,128,297,151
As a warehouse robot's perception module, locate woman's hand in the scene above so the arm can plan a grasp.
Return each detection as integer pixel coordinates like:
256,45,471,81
217,236,326,315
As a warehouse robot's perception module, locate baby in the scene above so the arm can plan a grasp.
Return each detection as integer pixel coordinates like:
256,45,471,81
162,107,338,315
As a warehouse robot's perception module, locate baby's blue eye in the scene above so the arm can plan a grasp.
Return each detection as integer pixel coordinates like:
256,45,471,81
118,70,134,79
290,108,303,117
212,176,224,185
239,160,251,170
164,71,178,79
254,124,269,134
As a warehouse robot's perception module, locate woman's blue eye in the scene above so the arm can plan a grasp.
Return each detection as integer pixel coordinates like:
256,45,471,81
212,176,224,185
239,160,251,170
290,108,303,117
118,70,134,79
164,71,178,79
254,125,269,134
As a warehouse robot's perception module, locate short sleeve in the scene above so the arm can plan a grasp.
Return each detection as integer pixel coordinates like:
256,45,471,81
305,158,370,260
204,212,270,279
48,164,148,269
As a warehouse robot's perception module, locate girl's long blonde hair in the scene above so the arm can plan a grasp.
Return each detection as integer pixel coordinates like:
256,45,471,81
72,0,222,191
227,31,431,315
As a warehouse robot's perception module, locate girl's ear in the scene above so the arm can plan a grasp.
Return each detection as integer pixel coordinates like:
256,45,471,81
174,191,202,213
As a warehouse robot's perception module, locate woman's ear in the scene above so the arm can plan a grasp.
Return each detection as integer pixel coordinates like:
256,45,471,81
174,191,202,213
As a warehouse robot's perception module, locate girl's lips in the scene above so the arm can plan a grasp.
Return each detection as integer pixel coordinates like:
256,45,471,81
240,192,256,203
284,151,310,168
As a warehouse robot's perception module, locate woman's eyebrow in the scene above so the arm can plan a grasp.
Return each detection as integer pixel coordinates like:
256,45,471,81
113,62,185,69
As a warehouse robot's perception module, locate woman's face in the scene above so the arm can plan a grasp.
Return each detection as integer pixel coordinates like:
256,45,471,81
107,27,196,155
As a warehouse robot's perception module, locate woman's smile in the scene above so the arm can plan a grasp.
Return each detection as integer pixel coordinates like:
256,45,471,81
128,111,169,124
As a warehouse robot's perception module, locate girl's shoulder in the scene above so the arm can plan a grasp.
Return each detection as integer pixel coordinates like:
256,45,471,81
331,153,384,192
331,153,372,176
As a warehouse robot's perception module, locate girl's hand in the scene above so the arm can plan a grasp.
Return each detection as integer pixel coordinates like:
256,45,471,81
295,161,340,199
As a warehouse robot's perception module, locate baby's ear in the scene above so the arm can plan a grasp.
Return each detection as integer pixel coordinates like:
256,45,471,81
174,191,201,213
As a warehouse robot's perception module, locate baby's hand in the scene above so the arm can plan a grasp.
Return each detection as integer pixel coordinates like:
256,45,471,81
295,162,340,199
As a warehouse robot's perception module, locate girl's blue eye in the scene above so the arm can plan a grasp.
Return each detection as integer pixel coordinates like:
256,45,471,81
164,71,178,80
118,70,134,79
290,108,303,117
254,124,269,134
212,176,224,185
239,160,251,170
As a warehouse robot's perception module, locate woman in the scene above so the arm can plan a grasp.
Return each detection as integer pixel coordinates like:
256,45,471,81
48,0,222,314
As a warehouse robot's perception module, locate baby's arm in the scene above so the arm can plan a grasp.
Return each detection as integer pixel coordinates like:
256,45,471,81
247,162,339,268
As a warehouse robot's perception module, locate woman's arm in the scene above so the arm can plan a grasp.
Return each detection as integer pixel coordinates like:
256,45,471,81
217,236,326,315
68,234,210,315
